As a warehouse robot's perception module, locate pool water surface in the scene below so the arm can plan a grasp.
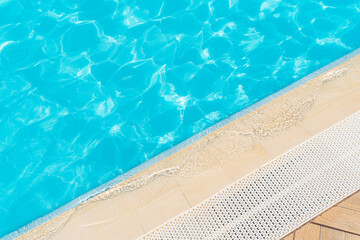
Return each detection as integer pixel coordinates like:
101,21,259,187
1,0,360,237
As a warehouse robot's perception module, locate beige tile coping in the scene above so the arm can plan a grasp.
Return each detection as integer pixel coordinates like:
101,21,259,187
12,52,360,240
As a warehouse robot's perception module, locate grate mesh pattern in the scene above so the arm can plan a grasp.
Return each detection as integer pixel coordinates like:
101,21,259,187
140,111,360,240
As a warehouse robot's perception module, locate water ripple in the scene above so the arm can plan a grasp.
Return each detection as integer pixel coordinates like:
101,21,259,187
1,0,360,237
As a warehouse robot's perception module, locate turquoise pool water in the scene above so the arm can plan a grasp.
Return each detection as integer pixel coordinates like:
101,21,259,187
1,0,360,237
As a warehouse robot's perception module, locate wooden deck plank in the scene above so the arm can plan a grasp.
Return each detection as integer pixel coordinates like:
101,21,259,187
338,191,360,212
347,233,360,240
320,227,345,240
312,206,360,235
294,223,320,240
346,233,360,240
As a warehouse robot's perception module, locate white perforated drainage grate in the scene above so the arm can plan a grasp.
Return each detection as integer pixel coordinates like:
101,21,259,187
140,111,360,240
